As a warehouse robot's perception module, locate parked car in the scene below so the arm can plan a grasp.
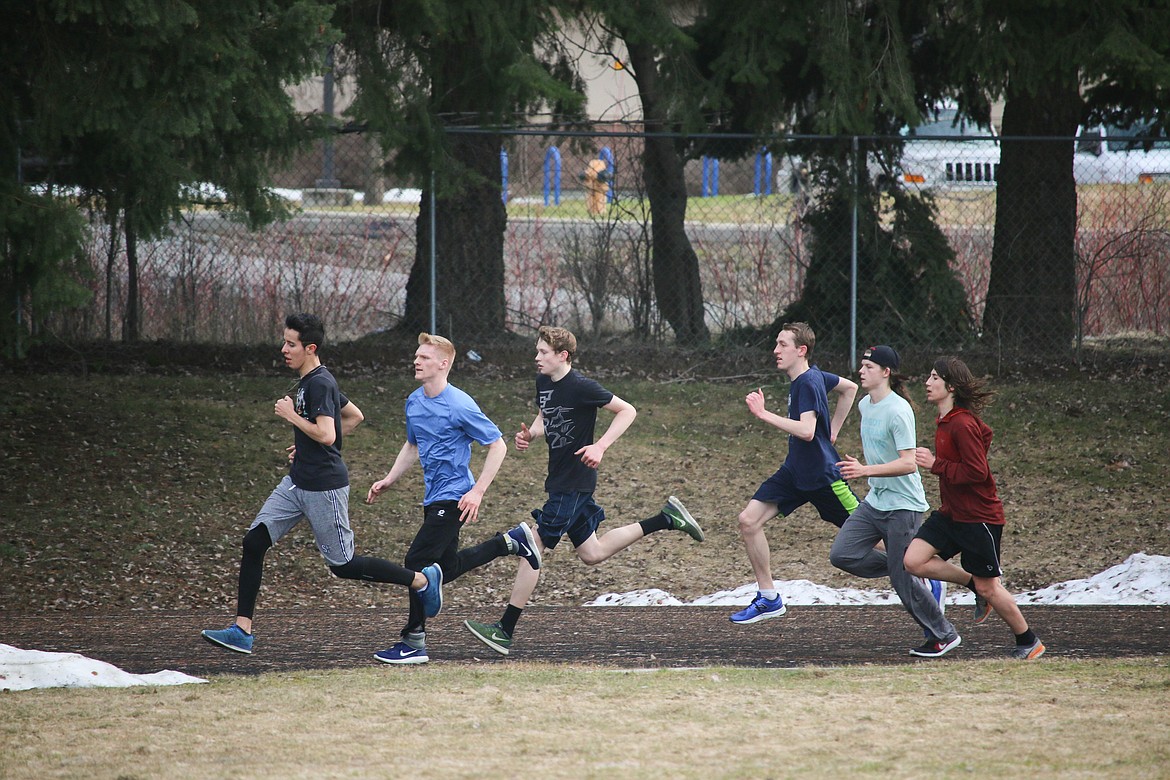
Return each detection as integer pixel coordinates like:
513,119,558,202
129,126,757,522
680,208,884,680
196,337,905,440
899,113,1170,187
1074,124,1170,184
898,107,1000,187
778,109,1170,192
772,107,999,194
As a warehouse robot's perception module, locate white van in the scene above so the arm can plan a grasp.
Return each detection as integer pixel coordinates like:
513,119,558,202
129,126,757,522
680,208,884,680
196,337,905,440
898,116,1170,187
1074,125,1170,184
779,112,1170,191
898,107,1000,187
774,107,1000,192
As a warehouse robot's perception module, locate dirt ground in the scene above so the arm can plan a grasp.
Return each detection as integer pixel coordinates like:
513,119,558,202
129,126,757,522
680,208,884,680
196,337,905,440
2,605,1165,678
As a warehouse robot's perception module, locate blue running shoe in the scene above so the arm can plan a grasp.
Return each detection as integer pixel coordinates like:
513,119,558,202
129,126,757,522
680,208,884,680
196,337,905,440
374,641,429,665
418,563,443,618
201,624,253,654
930,579,947,613
729,592,786,624
505,522,542,570
918,577,948,639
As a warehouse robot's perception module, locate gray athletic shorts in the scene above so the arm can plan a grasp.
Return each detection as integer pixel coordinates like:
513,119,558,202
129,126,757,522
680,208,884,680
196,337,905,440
250,475,354,566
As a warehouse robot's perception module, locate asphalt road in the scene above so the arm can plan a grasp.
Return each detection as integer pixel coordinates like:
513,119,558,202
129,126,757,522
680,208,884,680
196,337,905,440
2,606,1165,677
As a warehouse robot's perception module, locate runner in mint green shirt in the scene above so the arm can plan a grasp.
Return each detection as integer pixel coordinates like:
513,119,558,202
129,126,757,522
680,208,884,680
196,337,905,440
829,345,965,658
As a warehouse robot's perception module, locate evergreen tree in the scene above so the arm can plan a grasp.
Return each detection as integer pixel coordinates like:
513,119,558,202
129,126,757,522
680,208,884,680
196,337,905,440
925,1,1170,353
2,0,335,343
336,0,584,340
694,0,973,351
581,0,713,345
782,154,973,352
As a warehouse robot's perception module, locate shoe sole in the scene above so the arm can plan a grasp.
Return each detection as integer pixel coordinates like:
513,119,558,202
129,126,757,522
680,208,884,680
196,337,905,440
374,653,429,665
909,635,962,658
201,631,252,655
973,603,992,624
667,496,705,542
729,605,787,624
517,522,543,570
463,620,511,655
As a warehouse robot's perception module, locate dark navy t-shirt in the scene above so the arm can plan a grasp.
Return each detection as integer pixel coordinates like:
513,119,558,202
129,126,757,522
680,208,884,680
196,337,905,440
288,365,348,491
782,366,844,491
536,369,614,494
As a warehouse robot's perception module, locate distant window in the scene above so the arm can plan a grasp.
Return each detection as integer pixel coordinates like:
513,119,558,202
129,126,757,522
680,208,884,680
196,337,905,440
907,109,993,138
1077,129,1102,156
1106,125,1170,152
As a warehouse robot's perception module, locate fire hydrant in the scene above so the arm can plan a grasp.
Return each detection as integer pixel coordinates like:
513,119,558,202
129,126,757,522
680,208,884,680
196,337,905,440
579,158,611,215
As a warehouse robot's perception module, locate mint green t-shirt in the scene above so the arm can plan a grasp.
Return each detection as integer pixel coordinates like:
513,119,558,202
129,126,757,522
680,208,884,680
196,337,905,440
858,392,929,512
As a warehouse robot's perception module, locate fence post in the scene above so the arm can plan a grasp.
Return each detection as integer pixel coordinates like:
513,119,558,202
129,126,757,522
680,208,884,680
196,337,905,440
316,46,340,190
753,148,773,196
500,147,509,204
849,136,859,371
543,146,562,206
429,168,437,334
599,146,615,202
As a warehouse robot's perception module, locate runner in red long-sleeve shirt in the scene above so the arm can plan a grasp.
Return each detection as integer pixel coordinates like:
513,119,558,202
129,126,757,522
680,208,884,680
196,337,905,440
903,357,1046,660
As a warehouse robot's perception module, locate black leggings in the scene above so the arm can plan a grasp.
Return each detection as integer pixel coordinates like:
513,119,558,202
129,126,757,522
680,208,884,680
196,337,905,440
235,523,417,619
400,501,509,637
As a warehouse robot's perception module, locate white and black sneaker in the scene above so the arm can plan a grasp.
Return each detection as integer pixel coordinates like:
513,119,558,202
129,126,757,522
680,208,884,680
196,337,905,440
505,522,542,570
909,635,962,658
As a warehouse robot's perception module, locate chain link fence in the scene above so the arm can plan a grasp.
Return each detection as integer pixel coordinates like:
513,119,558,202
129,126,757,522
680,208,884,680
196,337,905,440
42,127,1170,355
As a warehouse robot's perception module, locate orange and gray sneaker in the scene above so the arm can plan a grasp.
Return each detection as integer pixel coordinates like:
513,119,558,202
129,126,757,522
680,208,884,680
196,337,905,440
972,592,992,624
1010,638,1046,659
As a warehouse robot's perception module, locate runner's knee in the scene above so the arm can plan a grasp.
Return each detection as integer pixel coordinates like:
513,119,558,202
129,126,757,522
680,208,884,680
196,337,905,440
902,554,926,576
738,509,765,535
242,524,273,558
828,545,856,571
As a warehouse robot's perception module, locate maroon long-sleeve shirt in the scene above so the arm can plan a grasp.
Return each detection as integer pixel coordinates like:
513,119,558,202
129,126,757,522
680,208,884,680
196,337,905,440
931,407,1005,525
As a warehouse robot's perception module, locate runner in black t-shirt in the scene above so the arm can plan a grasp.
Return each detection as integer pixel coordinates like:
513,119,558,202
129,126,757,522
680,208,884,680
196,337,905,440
462,326,706,656
200,313,443,655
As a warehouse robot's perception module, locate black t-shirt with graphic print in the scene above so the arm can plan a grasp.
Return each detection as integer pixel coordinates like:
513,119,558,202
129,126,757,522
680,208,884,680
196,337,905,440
288,365,348,491
536,369,614,494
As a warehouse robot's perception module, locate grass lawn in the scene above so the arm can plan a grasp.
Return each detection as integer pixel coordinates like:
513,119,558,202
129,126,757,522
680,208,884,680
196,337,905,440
2,660,1167,779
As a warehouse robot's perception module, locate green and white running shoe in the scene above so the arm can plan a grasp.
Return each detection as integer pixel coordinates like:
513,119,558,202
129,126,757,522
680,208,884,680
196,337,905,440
662,495,704,541
463,619,513,656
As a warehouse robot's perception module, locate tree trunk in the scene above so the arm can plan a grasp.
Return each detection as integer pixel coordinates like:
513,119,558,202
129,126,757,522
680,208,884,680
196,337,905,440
123,204,140,342
104,205,119,341
402,132,507,340
626,39,710,346
983,84,1082,353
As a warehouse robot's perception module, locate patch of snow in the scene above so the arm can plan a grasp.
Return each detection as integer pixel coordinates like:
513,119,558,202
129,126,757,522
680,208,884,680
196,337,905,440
586,553,1170,608
0,644,206,692
1016,553,1170,605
